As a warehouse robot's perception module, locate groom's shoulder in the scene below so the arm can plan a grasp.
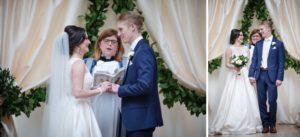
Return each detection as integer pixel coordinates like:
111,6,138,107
273,37,283,44
274,39,285,48
256,39,264,46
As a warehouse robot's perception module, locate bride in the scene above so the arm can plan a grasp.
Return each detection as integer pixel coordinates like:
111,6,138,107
209,29,262,134
42,25,111,137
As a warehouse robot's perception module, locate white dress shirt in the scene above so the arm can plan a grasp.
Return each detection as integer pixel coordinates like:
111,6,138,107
261,35,273,68
130,36,143,51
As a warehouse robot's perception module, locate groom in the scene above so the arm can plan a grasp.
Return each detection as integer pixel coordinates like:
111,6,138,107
110,11,163,137
249,21,285,133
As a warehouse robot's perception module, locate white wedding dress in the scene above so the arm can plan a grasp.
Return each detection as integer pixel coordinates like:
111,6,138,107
90,60,122,137
210,46,262,135
43,33,102,137
61,58,103,137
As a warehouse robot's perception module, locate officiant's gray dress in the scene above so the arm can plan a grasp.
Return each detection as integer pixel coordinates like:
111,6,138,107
90,60,121,137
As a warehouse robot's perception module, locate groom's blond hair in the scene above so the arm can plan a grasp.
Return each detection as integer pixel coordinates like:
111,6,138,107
261,21,273,29
117,11,144,33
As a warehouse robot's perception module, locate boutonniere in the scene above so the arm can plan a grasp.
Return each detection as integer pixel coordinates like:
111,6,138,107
128,51,135,60
271,42,276,46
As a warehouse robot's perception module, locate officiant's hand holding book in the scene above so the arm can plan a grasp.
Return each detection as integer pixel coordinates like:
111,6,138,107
93,67,126,88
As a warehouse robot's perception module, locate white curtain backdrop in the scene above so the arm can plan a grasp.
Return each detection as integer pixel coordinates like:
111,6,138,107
1,0,205,137
265,0,300,123
277,69,300,124
0,0,88,92
155,95,206,137
137,0,206,95
208,0,248,60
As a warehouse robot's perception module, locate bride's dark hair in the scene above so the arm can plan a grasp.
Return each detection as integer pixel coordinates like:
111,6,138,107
229,29,241,45
64,25,86,56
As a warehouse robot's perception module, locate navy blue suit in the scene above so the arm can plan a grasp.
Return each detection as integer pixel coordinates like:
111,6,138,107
118,39,163,136
249,37,285,128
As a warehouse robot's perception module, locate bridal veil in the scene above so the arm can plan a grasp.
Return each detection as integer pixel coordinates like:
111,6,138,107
41,32,76,137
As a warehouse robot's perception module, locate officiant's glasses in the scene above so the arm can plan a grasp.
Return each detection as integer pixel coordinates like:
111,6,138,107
103,38,118,46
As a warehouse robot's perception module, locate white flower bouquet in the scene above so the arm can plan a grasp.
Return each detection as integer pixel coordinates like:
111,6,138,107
231,55,249,75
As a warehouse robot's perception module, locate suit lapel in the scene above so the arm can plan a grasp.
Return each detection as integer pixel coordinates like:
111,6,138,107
122,39,144,84
267,37,276,63
259,41,264,59
133,39,143,53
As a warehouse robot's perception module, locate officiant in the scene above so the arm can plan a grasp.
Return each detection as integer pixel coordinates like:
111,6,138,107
84,28,126,137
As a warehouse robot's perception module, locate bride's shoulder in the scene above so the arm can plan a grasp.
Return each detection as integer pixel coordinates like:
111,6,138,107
241,45,249,49
70,57,83,63
226,46,234,52
70,58,85,68
225,47,234,56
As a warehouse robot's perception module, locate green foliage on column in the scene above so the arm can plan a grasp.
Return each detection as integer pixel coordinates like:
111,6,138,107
84,0,110,57
208,57,222,74
112,0,135,13
155,52,206,116
0,68,46,118
240,0,270,44
285,50,300,74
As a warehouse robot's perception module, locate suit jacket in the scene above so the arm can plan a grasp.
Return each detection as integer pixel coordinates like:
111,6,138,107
118,39,163,131
248,37,285,82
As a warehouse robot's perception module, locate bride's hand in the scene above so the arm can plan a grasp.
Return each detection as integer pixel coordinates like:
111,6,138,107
234,67,241,72
97,82,112,93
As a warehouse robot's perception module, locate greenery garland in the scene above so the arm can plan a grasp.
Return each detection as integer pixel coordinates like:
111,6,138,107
84,0,205,116
208,0,300,74
155,51,206,116
84,0,110,58
208,57,222,74
112,0,135,13
0,68,46,118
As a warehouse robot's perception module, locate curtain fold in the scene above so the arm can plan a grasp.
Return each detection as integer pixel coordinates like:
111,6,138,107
0,0,88,92
208,0,247,60
277,69,300,124
154,95,206,137
137,0,206,94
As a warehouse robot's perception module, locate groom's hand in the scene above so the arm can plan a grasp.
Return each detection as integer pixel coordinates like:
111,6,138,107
276,80,282,86
110,84,120,93
249,78,256,85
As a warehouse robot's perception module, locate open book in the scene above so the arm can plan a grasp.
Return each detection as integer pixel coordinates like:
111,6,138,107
93,67,126,87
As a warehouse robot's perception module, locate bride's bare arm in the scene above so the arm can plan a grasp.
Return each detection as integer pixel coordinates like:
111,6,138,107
225,48,235,69
225,48,241,72
246,48,251,67
71,60,109,98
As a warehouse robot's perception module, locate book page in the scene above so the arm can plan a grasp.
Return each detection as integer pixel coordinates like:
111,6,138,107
93,67,126,87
